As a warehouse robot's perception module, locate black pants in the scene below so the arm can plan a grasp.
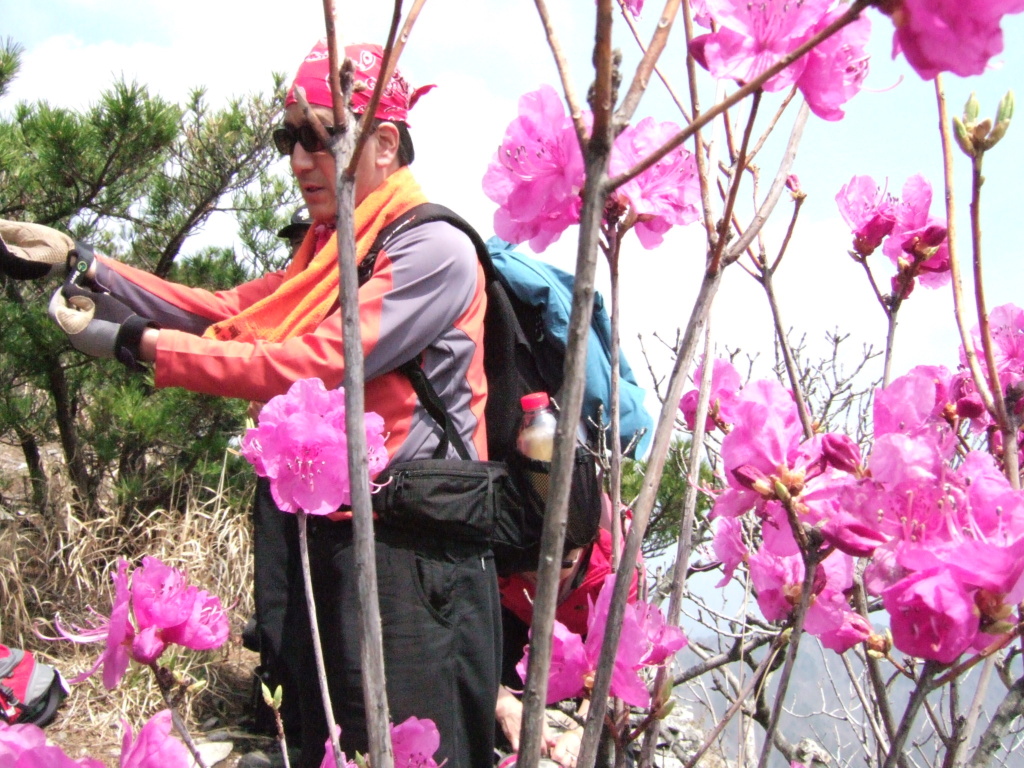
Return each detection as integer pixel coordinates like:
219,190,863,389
254,480,501,768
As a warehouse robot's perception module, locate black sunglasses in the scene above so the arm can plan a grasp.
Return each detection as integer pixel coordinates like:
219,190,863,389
273,123,336,156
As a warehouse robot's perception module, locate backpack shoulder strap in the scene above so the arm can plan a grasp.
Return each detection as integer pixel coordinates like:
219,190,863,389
360,203,494,462
359,203,496,288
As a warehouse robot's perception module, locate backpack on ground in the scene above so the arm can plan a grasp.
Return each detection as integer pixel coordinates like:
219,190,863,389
0,644,69,727
362,203,653,575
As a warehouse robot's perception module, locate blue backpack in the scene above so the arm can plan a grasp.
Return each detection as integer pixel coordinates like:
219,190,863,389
363,204,653,573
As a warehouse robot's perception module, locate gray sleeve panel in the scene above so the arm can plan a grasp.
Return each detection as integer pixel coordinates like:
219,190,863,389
94,260,213,335
368,220,485,464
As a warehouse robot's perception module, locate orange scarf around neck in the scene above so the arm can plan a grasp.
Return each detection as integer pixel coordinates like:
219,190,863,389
204,166,427,343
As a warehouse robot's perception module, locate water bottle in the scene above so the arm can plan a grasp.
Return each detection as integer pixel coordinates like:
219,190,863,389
517,392,558,504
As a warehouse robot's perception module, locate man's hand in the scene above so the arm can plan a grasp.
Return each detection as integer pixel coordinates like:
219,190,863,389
495,686,558,756
0,219,77,281
48,284,156,370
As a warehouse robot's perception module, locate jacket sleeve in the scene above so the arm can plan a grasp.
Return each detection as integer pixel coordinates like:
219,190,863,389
152,220,483,404
94,255,286,335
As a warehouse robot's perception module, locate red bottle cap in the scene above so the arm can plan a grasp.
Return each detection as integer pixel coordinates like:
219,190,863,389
520,392,550,411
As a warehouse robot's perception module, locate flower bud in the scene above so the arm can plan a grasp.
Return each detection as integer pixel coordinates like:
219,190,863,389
865,631,892,656
953,116,976,158
733,464,774,497
654,697,676,720
972,117,993,142
984,91,1014,149
821,433,862,475
964,92,981,123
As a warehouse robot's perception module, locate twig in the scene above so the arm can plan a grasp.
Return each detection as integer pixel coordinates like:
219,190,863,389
639,320,716,766
883,662,940,768
615,0,684,125
966,673,1024,768
297,511,346,768
933,77,999,431
615,0,690,122
604,0,869,194
533,0,590,145
150,665,209,768
755,554,820,768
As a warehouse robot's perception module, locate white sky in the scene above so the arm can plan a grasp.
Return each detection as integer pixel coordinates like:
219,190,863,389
5,1,1024,431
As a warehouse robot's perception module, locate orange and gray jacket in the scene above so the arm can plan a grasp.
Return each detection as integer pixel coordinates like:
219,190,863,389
91,220,488,466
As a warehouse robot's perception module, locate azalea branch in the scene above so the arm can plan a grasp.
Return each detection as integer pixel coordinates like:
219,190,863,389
672,632,776,686
533,0,589,145
296,511,347,768
615,0,684,124
968,147,1021,488
604,0,868,194
639,322,716,765
680,0,718,241
519,153,614,768
679,632,788,768
966,672,1024,768
710,90,762,273
601,221,625,569
746,86,798,166
755,552,820,768
577,262,725,768
933,78,1000,437
616,0,691,122
346,0,427,178
854,253,889,311
325,6,408,766
948,655,997,768
840,651,892,756
591,0,616,149
726,101,810,260
733,181,815,435
149,664,209,768
883,663,940,768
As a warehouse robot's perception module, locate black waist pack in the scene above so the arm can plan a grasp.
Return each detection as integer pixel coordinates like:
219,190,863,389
371,459,513,544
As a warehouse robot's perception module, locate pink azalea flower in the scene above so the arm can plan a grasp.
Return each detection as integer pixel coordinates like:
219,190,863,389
819,510,888,556
608,117,701,249
624,0,644,15
882,567,979,663
516,619,590,704
55,559,134,690
679,357,742,432
963,304,1024,402
873,365,954,439
693,0,833,93
836,175,896,256
0,721,105,768
517,576,686,708
161,588,229,651
318,726,357,768
712,379,813,519
712,516,748,587
241,378,389,515
131,557,196,631
390,716,442,768
882,175,950,289
795,8,871,121
56,558,227,689
482,85,585,252
884,0,1024,79
815,601,872,653
120,711,190,768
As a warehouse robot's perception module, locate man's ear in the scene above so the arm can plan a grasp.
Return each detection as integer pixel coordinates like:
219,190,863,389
374,122,401,167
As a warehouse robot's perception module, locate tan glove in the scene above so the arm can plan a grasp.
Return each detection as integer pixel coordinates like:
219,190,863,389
0,219,77,280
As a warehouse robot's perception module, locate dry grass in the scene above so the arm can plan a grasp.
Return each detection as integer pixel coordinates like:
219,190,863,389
0,453,259,763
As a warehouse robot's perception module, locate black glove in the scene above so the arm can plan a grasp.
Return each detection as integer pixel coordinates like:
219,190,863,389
0,219,84,281
48,283,157,371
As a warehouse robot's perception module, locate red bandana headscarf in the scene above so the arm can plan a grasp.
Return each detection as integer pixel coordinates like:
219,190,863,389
285,41,434,124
